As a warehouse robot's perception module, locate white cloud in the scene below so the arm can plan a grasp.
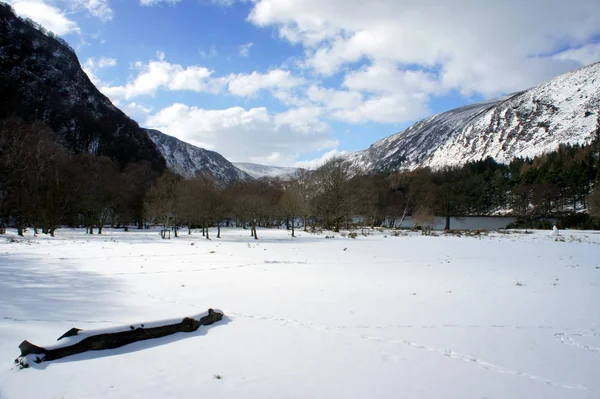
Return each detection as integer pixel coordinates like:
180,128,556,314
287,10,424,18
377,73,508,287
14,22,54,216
247,0,600,96
84,56,117,70
100,52,222,101
306,86,363,110
83,56,117,86
145,103,337,165
97,53,305,102
553,43,600,66
74,0,112,21
9,0,113,35
227,69,305,96
330,92,429,124
342,61,441,95
211,0,237,6
239,42,253,57
139,0,182,5
121,102,153,121
294,148,347,170
97,56,117,68
11,1,80,36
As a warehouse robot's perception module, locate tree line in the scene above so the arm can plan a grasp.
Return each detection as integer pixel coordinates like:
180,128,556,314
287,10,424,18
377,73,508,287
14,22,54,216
1,116,600,238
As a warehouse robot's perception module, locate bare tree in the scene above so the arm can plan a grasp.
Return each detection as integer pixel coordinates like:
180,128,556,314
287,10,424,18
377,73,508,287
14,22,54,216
589,187,600,218
311,157,355,232
144,170,182,238
72,154,121,234
413,205,435,235
278,179,306,237
195,175,223,240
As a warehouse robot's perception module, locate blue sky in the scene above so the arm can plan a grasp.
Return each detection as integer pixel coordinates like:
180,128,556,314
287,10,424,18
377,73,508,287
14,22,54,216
7,0,600,167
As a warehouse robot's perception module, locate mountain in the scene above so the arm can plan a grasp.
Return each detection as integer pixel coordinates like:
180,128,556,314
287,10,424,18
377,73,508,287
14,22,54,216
147,129,251,183
0,3,165,171
344,62,600,172
233,162,304,180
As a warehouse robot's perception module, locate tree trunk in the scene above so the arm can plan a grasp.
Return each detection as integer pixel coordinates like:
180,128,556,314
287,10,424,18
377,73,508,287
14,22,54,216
174,226,179,238
444,214,450,231
206,224,210,239
16,310,224,367
17,226,24,237
217,223,221,238
98,225,103,234
334,217,340,233
291,218,295,237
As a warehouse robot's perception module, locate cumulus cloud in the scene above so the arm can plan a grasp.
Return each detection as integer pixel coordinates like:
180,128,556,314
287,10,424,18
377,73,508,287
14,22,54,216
9,0,113,35
97,53,306,102
100,52,222,101
227,69,305,96
248,0,600,96
10,1,80,35
121,102,153,121
145,104,337,165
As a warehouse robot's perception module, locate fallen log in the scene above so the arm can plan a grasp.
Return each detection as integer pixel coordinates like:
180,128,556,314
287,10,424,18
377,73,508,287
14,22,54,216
15,308,224,368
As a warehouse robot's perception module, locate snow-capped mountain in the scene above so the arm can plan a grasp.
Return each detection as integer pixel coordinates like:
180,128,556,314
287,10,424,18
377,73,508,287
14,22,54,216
147,129,251,183
233,163,304,180
344,62,600,172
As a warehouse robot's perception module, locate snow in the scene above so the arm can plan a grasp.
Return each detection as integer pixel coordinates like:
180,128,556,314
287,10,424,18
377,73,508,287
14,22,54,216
146,129,251,182
345,62,600,172
1,228,600,398
233,162,303,180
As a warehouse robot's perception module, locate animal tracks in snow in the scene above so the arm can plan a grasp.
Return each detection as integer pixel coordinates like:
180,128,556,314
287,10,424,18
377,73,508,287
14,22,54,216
226,311,596,393
113,289,598,394
555,332,600,354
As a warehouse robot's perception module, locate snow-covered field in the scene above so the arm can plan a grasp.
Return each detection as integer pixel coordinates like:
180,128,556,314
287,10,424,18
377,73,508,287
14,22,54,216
1,227,599,399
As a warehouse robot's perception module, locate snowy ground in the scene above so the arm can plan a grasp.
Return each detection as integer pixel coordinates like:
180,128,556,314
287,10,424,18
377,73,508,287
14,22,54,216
0,227,599,399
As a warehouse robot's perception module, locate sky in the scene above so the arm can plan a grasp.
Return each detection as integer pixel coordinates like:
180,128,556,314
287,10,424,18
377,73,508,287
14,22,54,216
6,0,600,167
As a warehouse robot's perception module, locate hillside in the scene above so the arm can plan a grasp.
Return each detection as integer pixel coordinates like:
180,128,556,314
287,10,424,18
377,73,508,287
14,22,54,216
345,63,600,172
147,129,251,183
233,162,303,180
0,3,165,171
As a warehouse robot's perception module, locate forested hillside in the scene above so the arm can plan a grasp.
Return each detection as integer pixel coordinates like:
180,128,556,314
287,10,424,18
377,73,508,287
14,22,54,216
0,3,165,171
2,116,599,236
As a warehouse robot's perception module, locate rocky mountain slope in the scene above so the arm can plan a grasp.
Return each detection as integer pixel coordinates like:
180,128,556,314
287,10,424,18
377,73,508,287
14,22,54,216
345,62,600,172
233,162,303,180
147,129,251,182
0,3,165,171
